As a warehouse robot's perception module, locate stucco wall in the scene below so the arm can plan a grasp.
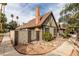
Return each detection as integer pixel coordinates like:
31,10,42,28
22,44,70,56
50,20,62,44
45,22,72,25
40,29,43,41
10,30,15,45
31,29,36,41
49,27,54,37
18,30,28,44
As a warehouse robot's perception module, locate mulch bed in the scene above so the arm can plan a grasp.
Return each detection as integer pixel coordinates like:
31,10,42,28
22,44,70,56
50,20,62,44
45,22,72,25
14,37,65,55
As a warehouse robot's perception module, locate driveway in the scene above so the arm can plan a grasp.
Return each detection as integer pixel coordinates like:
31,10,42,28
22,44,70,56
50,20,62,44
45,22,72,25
0,33,23,56
45,40,74,56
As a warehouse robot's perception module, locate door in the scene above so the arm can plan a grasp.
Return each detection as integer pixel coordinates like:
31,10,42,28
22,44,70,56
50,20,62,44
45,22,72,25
36,31,40,41
15,31,18,46
28,30,31,43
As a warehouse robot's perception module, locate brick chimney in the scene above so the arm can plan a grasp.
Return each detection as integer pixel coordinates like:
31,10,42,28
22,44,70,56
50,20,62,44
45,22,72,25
36,7,40,26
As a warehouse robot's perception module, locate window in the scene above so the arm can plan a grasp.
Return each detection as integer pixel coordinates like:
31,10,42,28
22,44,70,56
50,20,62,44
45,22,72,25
45,28,49,32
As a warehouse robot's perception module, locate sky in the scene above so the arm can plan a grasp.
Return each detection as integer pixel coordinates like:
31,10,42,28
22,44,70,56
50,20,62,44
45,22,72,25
1,3,65,25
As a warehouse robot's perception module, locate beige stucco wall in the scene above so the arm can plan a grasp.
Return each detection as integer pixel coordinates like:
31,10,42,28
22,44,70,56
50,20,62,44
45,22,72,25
31,29,36,41
10,29,43,45
39,29,42,40
49,27,54,37
10,30,15,45
18,30,28,44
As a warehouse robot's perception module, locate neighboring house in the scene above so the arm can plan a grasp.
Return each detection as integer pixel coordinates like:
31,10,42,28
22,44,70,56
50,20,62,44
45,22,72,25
59,22,67,35
16,7,58,44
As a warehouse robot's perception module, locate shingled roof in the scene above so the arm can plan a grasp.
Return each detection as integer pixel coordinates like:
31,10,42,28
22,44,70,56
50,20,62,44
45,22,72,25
16,11,58,30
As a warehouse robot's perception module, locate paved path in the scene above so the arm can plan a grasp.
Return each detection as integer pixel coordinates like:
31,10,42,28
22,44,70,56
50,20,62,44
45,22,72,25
45,40,74,56
0,33,23,56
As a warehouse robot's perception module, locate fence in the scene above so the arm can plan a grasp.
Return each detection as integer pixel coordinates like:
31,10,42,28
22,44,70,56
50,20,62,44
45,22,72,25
10,30,28,46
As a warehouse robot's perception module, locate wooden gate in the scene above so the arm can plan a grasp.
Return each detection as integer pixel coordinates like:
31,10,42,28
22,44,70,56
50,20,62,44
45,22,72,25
15,31,18,46
36,31,40,41
28,30,31,43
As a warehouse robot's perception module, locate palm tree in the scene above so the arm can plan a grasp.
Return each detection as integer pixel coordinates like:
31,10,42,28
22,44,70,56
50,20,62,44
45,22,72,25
16,16,19,26
11,14,14,21
0,3,3,13
0,3,7,13
0,3,7,32
2,3,7,14
16,16,19,20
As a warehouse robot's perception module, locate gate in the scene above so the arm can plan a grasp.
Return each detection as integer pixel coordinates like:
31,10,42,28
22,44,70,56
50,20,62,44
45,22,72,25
15,31,18,46
28,30,31,43
36,31,40,41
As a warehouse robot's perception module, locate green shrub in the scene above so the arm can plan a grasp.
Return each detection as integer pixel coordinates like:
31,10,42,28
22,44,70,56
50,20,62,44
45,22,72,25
62,32,71,38
43,32,53,42
0,30,4,33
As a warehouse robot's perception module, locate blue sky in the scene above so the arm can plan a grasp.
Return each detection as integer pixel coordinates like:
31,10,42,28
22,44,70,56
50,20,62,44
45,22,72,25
4,3,65,25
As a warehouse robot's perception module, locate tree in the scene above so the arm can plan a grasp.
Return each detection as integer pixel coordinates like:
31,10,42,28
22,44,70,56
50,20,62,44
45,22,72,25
59,14,71,23
11,14,14,21
0,12,7,32
59,3,79,39
0,3,7,33
16,16,19,20
1,3,7,14
60,3,79,16
8,20,17,30
16,16,19,25
59,3,79,28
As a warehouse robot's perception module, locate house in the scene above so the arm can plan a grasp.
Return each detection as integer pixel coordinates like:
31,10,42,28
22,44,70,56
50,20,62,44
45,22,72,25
59,22,67,35
15,7,58,45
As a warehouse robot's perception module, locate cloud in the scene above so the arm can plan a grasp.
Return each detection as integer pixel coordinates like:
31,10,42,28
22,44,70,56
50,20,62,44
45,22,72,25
5,3,35,25
5,3,65,25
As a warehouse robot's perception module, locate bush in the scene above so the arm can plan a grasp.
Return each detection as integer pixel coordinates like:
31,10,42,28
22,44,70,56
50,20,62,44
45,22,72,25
0,30,5,33
43,32,53,42
62,32,71,38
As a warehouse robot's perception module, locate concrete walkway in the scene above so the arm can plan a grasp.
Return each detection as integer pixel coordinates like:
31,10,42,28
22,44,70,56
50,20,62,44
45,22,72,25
45,40,74,56
0,33,23,56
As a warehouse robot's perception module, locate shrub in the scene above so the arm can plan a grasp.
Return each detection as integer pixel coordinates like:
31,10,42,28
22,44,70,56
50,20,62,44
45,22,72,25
0,30,4,33
62,31,71,38
43,32,53,42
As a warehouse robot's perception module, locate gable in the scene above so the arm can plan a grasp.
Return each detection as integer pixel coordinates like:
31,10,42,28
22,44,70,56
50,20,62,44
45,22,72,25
42,13,57,27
